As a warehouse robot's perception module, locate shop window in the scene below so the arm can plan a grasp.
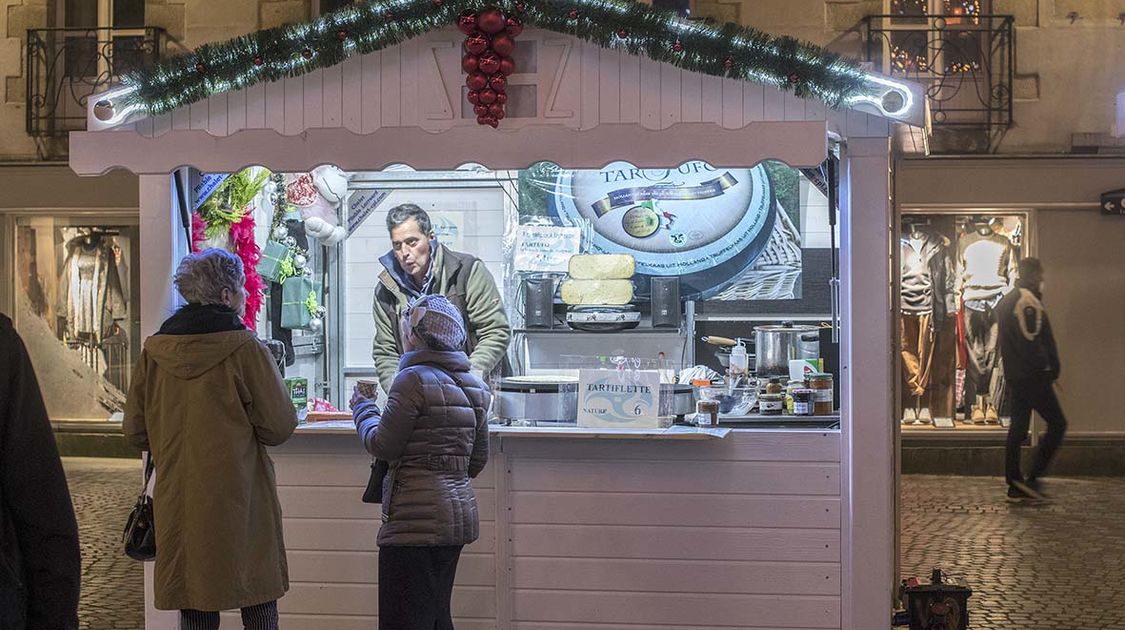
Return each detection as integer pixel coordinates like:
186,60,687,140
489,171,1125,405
898,212,1027,430
12,217,140,422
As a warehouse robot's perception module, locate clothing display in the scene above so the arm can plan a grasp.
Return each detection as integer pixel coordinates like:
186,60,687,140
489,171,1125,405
58,234,127,343
899,214,1026,428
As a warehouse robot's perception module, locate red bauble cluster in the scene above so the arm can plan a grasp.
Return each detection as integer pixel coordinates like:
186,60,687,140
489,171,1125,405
458,7,520,127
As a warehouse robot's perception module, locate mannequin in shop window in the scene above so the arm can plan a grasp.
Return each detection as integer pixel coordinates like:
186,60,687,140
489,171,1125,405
57,231,127,346
900,218,955,425
956,218,1018,424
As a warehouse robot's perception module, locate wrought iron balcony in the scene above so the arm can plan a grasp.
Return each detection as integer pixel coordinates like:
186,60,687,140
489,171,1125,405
861,14,1014,151
26,27,165,138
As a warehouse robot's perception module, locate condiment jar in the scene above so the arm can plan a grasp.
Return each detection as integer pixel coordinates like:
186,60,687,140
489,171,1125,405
696,399,720,427
792,389,814,416
808,372,834,415
759,393,783,416
785,379,806,414
765,378,783,396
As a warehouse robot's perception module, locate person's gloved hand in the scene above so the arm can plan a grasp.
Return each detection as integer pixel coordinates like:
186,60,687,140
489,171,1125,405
350,385,381,419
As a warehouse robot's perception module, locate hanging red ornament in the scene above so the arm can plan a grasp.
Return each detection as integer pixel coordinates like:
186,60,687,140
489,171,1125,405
465,32,489,55
488,103,505,118
616,29,628,38
466,72,488,91
253,56,263,66
484,116,500,128
478,52,501,75
498,56,515,76
196,62,206,73
474,104,489,116
462,54,480,73
433,0,444,6
302,48,313,59
491,33,515,56
505,17,524,37
467,90,481,105
383,11,395,21
788,72,800,85
457,10,478,34
567,9,579,19
723,56,734,70
514,2,526,13
478,88,498,104
478,8,507,34
672,40,683,53
495,92,509,105
488,74,507,91
337,29,348,41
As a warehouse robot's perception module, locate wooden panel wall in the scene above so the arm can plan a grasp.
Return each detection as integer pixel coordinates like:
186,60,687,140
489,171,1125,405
131,30,888,142
264,429,843,630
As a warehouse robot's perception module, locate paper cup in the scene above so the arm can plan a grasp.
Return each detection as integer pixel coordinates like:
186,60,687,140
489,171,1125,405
356,378,379,400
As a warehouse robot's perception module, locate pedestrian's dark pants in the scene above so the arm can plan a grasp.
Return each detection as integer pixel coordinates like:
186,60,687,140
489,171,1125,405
1005,378,1068,485
179,600,278,630
379,545,464,630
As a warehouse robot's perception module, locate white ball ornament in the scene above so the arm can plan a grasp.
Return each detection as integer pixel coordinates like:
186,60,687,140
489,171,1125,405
309,317,323,332
272,225,288,240
294,254,308,268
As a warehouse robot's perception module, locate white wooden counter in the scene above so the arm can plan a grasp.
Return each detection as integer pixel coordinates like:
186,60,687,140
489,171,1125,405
255,423,845,630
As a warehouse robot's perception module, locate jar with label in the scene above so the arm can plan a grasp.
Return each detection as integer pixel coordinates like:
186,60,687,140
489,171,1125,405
808,373,834,415
696,399,720,427
785,379,806,414
765,378,783,396
792,389,814,416
759,393,784,416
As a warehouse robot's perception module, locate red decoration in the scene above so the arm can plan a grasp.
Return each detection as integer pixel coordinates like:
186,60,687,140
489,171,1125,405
672,40,683,53
467,90,481,105
505,17,524,37
433,0,444,6
788,73,800,84
478,88,498,104
462,54,480,73
196,62,206,73
474,104,489,116
383,11,395,21
617,29,628,38
465,32,489,55
488,103,505,118
492,33,515,56
478,8,506,34
496,92,509,105
337,29,348,41
457,11,478,34
498,56,515,76
302,48,313,59
482,115,499,128
567,9,579,19
478,52,501,75
253,56,263,66
488,74,507,91
723,56,734,71
466,72,488,91
514,2,526,13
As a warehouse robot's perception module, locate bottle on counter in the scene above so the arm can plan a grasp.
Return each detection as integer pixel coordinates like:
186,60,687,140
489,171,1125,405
765,378,783,396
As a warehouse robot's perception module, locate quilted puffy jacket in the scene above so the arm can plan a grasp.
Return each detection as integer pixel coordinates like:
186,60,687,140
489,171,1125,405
353,349,491,547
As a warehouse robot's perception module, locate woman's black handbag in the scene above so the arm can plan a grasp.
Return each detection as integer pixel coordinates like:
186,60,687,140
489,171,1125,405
362,458,389,504
123,457,156,561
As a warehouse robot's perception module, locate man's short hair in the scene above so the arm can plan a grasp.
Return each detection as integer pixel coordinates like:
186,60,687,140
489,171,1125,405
386,203,432,235
1018,257,1043,279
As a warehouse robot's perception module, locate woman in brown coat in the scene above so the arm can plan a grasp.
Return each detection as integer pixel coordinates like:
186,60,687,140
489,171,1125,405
124,248,297,630
352,294,491,630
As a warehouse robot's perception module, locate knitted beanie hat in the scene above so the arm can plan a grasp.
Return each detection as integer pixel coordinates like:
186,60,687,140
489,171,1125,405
404,294,466,351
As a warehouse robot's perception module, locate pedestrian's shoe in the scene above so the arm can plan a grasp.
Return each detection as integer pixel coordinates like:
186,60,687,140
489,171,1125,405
971,405,986,424
1024,478,1050,500
1008,479,1048,502
985,406,999,423
917,407,933,424
902,407,917,424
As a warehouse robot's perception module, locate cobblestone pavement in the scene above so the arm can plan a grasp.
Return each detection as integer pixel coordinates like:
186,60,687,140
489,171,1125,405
65,457,144,630
67,460,1125,629
901,475,1125,629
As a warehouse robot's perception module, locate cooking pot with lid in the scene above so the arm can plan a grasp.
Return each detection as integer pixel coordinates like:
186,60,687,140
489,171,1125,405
753,323,820,377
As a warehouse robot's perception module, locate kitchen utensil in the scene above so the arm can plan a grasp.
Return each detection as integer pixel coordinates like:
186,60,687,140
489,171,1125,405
753,323,821,377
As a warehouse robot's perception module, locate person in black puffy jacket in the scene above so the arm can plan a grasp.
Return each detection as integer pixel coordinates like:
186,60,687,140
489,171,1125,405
352,294,491,630
0,314,81,630
996,257,1066,501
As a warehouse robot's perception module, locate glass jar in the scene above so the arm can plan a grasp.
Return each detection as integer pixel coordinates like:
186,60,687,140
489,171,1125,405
759,393,784,416
808,373,834,416
765,378,783,396
696,399,720,427
792,389,814,416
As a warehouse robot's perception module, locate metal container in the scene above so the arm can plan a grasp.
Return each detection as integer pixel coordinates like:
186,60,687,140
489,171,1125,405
497,376,579,425
753,323,820,377
659,384,696,418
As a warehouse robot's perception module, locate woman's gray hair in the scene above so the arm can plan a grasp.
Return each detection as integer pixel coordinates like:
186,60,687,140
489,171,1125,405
174,248,245,305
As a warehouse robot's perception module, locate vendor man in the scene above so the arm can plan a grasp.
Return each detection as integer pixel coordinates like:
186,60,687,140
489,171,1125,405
372,203,511,391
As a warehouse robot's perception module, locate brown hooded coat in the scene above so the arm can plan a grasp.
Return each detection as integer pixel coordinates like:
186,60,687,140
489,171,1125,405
124,329,297,612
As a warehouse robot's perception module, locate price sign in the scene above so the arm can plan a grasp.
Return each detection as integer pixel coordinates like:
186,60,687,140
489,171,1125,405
514,225,581,273
576,368,661,428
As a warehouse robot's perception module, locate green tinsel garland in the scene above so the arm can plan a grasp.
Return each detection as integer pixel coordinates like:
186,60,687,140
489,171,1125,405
120,0,872,118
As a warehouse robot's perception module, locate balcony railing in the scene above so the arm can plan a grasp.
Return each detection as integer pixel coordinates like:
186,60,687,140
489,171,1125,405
861,14,1014,151
26,27,165,138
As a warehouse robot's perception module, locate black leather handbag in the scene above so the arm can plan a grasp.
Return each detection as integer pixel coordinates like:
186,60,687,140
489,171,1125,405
123,457,156,561
362,458,389,504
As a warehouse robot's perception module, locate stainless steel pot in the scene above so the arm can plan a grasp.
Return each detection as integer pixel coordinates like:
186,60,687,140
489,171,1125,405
753,323,820,377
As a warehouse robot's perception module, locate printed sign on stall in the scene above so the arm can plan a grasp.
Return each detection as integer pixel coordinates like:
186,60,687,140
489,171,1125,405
514,224,581,273
576,368,662,428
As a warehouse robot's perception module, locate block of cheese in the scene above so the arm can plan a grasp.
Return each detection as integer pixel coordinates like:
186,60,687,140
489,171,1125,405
560,279,634,305
568,254,636,280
